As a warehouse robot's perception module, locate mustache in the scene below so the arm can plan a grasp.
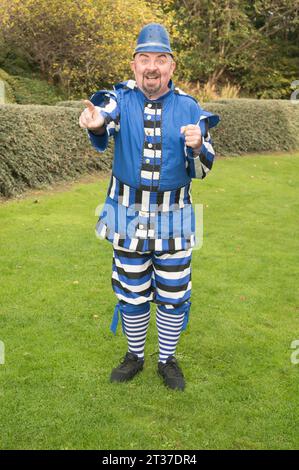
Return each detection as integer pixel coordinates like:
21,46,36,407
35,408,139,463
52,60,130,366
143,73,161,78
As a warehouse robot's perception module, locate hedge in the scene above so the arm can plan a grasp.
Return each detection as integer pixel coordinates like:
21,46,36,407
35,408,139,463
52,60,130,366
0,104,113,197
0,99,298,197
55,97,299,157
56,101,84,108
205,98,299,156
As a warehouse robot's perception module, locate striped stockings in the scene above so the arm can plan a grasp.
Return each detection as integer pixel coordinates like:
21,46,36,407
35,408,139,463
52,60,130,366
156,306,185,363
121,305,185,363
122,309,150,359
111,243,192,362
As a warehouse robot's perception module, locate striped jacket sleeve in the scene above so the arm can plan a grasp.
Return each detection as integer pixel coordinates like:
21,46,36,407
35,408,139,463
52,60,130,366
86,90,120,153
185,107,220,180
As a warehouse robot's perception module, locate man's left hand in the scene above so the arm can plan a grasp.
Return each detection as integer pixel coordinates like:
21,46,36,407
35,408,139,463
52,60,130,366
181,124,202,151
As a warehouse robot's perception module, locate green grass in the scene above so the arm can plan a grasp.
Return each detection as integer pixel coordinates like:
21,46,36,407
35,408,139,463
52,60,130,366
0,153,298,450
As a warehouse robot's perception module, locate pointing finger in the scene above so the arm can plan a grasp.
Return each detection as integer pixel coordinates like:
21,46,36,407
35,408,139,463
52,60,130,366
82,99,95,112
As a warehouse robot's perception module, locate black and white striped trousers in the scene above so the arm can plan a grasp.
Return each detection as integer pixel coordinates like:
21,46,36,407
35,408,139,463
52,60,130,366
110,243,192,335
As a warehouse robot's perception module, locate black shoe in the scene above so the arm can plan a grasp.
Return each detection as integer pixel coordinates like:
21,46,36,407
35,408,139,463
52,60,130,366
110,352,144,383
158,355,185,391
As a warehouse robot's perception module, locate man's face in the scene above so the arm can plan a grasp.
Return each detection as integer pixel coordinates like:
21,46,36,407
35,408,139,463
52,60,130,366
130,52,176,99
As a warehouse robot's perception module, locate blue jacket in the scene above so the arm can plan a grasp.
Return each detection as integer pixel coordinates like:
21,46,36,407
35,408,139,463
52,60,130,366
87,79,220,191
86,79,220,252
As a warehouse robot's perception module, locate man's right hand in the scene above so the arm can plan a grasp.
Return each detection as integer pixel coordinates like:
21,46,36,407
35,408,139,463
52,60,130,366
79,100,105,132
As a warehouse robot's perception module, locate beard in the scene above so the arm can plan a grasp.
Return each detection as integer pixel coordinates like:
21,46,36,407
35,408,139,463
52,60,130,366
142,73,162,96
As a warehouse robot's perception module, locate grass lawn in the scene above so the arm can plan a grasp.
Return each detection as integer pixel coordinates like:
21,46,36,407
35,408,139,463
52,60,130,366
0,152,298,450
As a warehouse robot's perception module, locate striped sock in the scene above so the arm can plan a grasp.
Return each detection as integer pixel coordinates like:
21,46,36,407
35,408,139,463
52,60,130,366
156,306,185,363
122,309,151,359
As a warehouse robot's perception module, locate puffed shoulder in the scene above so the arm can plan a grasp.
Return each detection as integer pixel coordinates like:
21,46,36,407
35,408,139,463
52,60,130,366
199,108,220,128
89,90,118,106
114,80,137,91
174,87,220,128
91,81,137,102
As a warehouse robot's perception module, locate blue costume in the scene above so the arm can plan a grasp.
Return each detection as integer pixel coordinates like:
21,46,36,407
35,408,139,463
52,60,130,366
87,79,220,338
88,79,220,251
85,23,220,383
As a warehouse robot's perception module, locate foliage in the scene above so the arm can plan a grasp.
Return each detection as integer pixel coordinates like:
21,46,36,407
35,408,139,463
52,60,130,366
56,101,84,108
1,99,298,197
0,42,39,78
205,99,299,156
0,0,298,99
0,69,67,104
176,79,241,102
0,0,156,98
0,103,112,197
0,68,15,103
160,0,299,98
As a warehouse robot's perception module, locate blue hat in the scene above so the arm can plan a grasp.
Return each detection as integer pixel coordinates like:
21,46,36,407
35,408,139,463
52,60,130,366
134,23,173,56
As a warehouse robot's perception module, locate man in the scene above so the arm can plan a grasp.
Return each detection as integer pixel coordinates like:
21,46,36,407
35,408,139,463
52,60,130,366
79,23,220,391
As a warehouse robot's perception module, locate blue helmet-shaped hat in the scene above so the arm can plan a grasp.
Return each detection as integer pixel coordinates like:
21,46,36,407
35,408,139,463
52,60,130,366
134,23,173,56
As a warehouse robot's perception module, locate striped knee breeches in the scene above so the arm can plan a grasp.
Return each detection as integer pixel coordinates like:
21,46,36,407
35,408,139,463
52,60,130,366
110,243,192,334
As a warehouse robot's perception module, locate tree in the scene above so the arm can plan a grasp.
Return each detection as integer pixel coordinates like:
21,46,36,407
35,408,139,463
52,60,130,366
0,0,156,97
160,0,299,97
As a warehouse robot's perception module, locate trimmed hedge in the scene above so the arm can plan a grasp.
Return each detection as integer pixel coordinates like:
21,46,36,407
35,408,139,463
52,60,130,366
56,101,84,108
0,104,112,197
205,98,299,156
0,99,298,197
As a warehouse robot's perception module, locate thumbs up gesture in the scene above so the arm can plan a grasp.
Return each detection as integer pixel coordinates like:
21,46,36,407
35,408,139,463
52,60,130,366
79,100,105,131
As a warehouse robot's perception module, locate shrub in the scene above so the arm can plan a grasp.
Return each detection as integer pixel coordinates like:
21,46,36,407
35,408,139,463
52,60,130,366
56,101,84,109
205,99,299,156
0,67,67,104
0,99,298,198
0,103,112,197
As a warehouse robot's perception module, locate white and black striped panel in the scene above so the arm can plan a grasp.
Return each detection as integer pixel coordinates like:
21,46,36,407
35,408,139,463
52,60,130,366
106,175,192,211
